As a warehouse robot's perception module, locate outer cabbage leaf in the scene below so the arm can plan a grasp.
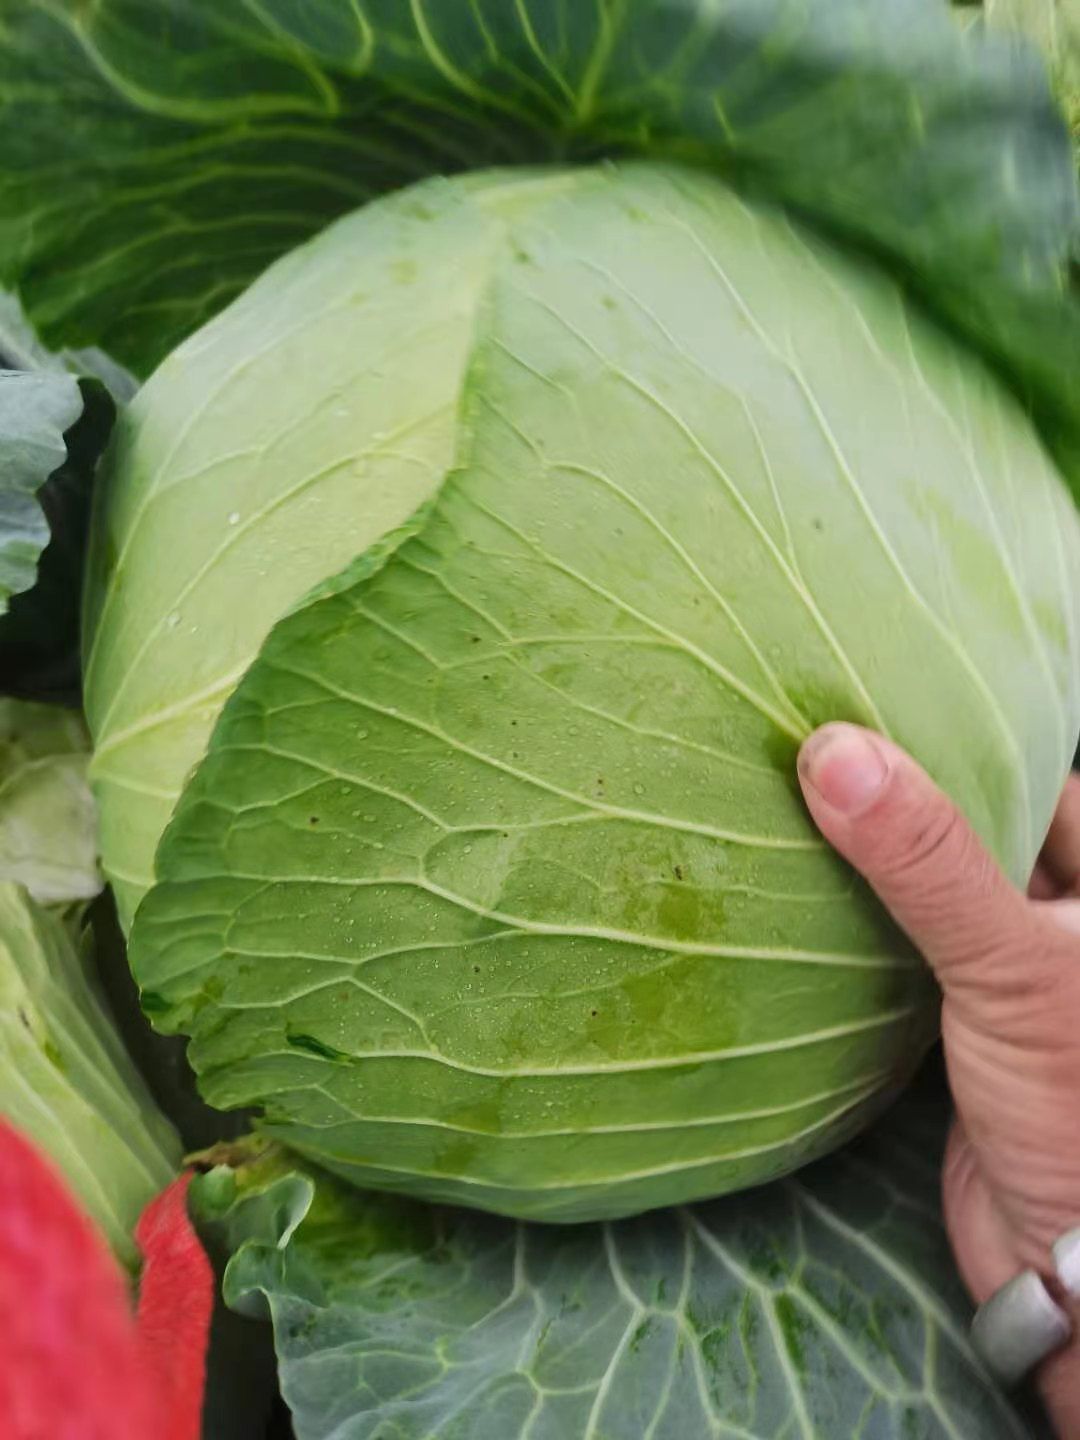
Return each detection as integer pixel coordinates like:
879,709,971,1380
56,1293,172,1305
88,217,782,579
128,165,1080,1221
0,698,101,905
86,891,259,1158
192,1076,1041,1440
0,293,125,701
0,882,180,1264
0,368,81,614
0,286,138,401
0,0,1077,487
979,0,1079,144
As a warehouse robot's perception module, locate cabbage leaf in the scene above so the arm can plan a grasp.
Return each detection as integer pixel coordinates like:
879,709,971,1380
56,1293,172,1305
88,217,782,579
0,882,180,1263
0,368,81,619
0,698,101,906
194,1073,1043,1440
0,0,1077,484
0,294,124,702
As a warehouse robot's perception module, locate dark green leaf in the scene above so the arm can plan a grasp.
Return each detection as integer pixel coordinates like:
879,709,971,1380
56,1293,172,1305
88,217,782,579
1,0,1077,486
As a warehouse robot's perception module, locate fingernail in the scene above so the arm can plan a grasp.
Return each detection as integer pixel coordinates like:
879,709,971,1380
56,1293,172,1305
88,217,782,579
797,724,889,816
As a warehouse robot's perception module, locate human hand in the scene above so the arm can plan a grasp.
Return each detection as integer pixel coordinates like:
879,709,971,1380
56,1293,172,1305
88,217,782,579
797,723,1080,1434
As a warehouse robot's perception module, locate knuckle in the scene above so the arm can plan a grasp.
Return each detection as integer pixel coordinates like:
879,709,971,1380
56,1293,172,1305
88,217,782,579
878,798,969,884
946,924,1076,1036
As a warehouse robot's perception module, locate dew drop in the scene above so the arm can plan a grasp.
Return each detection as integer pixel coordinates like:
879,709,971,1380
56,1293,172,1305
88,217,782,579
227,511,240,526
632,783,645,796
166,612,181,629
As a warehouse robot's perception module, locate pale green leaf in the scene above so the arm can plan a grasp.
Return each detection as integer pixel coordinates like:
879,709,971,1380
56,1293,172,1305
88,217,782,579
0,291,125,701
0,368,81,613
0,699,101,905
0,882,180,1264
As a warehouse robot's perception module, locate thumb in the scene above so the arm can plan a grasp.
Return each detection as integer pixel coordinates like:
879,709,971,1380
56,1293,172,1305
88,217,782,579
796,723,1047,1019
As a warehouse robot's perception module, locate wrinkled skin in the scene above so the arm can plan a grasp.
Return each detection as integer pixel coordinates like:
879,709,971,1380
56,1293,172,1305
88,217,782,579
799,724,1080,1437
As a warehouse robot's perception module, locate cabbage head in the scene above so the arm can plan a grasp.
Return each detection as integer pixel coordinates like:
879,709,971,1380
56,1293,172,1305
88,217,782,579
85,162,1080,1221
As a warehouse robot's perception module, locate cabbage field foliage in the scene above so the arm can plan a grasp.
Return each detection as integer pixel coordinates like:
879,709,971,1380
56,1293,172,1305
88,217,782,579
0,0,1078,1435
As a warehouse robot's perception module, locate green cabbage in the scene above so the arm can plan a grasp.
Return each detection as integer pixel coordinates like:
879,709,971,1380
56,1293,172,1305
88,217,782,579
83,162,1080,1220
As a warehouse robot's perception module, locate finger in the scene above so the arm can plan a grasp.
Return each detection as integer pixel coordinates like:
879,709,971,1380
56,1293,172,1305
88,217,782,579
1039,773,1080,896
942,1121,1018,1303
796,724,1041,1005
